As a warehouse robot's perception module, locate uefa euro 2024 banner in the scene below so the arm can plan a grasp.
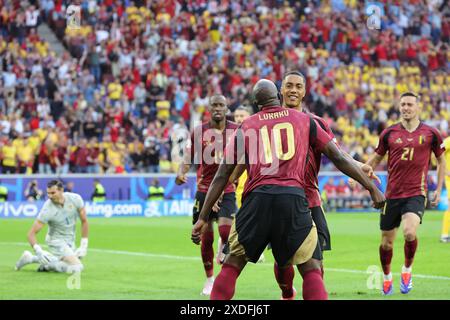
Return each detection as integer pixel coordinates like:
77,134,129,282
0,200,195,219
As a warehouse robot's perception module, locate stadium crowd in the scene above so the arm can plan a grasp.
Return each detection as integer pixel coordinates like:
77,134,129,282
0,0,449,175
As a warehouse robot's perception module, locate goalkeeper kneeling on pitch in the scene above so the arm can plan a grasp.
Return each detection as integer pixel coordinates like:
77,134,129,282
15,180,89,273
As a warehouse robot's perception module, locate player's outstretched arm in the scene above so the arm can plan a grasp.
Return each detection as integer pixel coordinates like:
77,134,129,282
191,162,237,244
321,141,385,209
341,151,381,185
431,154,446,207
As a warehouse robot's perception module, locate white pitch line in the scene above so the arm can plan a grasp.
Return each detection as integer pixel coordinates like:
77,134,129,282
89,247,200,261
324,267,450,281
2,242,450,281
0,242,201,261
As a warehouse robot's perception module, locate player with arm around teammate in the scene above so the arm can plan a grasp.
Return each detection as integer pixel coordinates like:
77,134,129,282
192,80,385,300
275,71,381,299
229,72,379,299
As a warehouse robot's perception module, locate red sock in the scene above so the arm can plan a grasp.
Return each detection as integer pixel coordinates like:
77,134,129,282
201,231,214,278
302,269,328,300
379,245,393,275
404,238,418,268
210,263,240,300
274,263,295,298
218,225,231,244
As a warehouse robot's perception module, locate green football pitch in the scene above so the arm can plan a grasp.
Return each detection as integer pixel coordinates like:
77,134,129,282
0,212,449,300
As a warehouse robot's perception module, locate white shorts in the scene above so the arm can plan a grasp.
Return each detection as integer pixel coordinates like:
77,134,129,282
46,239,76,259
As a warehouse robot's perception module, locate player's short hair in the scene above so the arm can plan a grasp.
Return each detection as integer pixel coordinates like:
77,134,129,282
235,105,253,115
47,180,64,190
209,94,227,104
282,71,306,83
400,92,420,102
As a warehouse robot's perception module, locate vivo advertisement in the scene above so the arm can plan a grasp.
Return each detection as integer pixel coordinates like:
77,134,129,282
0,172,445,219
0,200,195,219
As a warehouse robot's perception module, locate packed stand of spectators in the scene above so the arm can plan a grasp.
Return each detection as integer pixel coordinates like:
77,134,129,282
0,0,449,175
322,175,441,210
322,177,372,210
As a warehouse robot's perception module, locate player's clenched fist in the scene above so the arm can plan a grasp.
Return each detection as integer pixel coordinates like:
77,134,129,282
191,219,206,245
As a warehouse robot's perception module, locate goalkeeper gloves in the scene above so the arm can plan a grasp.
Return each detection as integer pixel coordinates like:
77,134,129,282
33,244,52,265
75,238,88,259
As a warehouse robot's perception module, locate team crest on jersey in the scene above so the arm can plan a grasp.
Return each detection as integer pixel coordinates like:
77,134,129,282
395,137,403,144
419,135,425,144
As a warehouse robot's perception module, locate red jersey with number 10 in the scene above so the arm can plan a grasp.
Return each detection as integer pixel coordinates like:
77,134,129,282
225,106,332,200
375,122,445,199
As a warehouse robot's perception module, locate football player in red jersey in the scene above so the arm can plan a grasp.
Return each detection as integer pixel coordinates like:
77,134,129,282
272,71,378,299
176,94,238,295
192,79,385,300
229,71,379,300
366,92,446,295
